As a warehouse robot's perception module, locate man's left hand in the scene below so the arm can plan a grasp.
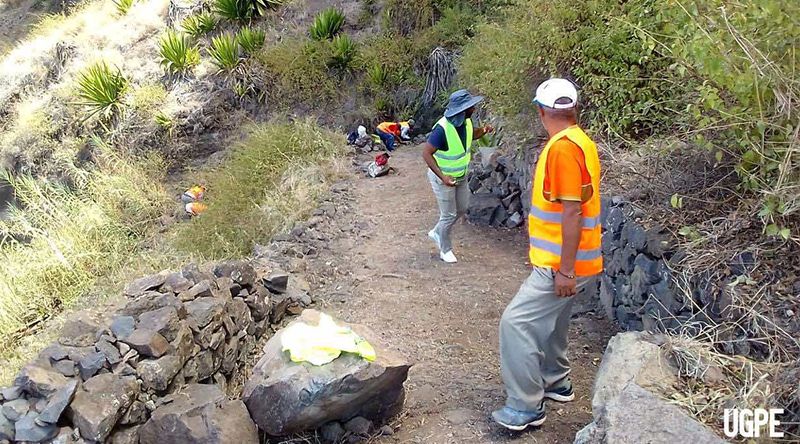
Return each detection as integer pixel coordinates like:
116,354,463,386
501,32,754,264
555,271,577,297
483,125,494,134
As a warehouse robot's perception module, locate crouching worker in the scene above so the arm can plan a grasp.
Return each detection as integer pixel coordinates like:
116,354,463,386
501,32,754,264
375,121,402,152
493,78,602,431
422,89,493,263
182,184,208,217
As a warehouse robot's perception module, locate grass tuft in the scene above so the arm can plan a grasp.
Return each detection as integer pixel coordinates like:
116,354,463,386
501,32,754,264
182,12,218,38
329,33,357,69
213,0,253,22
112,0,135,15
159,30,201,76
236,26,266,54
75,61,127,121
208,33,241,73
310,7,346,40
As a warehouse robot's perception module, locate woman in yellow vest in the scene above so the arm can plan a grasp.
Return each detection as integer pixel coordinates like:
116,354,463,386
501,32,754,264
422,90,493,263
493,79,603,431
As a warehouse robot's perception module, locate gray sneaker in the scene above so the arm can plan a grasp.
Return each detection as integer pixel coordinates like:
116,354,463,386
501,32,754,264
491,405,546,431
544,379,575,402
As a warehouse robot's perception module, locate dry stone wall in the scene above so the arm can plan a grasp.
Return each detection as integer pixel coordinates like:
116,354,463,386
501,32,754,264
466,151,706,333
0,259,311,443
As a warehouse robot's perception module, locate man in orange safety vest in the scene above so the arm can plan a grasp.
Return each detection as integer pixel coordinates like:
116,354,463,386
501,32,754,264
493,78,603,431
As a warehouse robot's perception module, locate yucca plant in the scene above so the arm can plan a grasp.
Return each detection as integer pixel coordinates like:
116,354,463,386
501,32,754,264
236,26,265,54
75,61,127,121
208,33,241,73
367,63,388,87
329,34,356,69
252,0,286,16
309,8,345,40
213,0,252,21
159,30,200,75
112,0,134,15
181,12,217,38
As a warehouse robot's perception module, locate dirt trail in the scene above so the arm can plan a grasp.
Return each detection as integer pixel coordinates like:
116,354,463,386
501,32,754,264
305,146,617,443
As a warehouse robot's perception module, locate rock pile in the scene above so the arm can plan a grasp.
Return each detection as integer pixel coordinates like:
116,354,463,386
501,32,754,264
465,149,534,228
0,259,311,443
243,310,411,437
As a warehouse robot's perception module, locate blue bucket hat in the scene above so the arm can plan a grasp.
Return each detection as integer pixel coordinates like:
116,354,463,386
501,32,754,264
444,89,484,118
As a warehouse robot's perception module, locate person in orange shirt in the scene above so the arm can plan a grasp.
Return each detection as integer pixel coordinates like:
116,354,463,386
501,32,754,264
375,121,402,152
493,78,603,431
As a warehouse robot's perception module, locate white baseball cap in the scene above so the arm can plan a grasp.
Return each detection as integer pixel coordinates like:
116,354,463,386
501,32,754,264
533,78,578,109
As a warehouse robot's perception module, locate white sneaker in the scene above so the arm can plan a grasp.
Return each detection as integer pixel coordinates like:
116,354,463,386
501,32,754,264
440,250,458,263
427,229,441,250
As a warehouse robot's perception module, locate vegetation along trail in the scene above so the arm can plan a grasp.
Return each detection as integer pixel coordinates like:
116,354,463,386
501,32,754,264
304,146,617,443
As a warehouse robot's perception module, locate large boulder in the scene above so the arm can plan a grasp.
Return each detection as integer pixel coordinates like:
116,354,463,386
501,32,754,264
575,332,727,444
243,310,411,436
139,384,258,444
67,374,140,442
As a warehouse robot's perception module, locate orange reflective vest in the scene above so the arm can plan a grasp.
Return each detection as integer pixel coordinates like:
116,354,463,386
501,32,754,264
377,122,401,137
185,202,208,216
184,185,205,201
529,125,602,276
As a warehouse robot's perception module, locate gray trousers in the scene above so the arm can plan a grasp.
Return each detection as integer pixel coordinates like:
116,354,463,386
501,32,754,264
499,267,591,411
427,169,470,253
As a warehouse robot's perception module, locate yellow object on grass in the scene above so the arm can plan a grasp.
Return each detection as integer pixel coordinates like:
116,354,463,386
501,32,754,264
281,313,376,365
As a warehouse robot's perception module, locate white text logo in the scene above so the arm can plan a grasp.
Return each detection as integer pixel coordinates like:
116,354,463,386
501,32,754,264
724,408,784,438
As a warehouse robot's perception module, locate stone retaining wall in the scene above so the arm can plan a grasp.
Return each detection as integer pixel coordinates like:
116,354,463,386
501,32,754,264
0,259,310,443
466,151,696,333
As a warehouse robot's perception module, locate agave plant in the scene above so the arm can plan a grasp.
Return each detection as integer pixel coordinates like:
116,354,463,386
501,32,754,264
309,7,345,40
208,33,241,73
159,30,201,75
75,61,127,121
181,12,217,38
213,0,252,21
236,26,265,54
252,0,286,16
329,34,356,69
112,0,134,15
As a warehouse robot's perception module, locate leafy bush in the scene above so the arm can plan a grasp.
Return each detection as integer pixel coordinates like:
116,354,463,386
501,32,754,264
75,61,127,121
366,63,388,88
181,12,218,38
172,119,346,258
253,0,286,16
310,8,345,40
252,38,339,107
236,26,265,54
329,34,357,69
112,0,134,15
159,30,201,75
213,0,253,21
208,33,241,73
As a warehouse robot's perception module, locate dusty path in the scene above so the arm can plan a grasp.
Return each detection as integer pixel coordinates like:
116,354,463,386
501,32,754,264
304,146,617,443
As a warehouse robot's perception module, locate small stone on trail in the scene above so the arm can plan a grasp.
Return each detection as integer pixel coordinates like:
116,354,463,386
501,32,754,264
1,386,22,401
124,272,167,297
78,352,107,380
320,422,345,443
379,425,394,436
344,416,372,436
96,339,122,365
264,271,290,294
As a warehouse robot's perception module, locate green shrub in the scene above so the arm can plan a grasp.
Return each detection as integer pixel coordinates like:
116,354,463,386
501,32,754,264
75,61,127,121
181,12,218,38
366,63,388,88
252,0,286,16
329,34,357,69
213,0,253,21
159,30,201,75
112,0,134,15
253,38,338,107
310,7,345,40
208,33,241,73
172,119,346,258
236,26,266,54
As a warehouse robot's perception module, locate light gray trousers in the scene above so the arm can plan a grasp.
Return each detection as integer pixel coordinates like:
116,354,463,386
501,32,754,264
499,266,591,411
427,169,470,253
